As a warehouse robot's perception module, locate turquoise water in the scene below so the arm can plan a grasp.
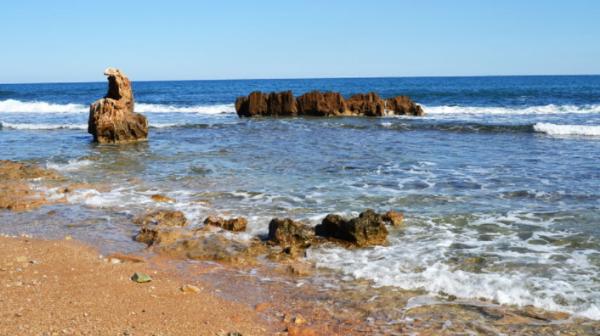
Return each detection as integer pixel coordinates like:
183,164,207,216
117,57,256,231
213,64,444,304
0,76,599,318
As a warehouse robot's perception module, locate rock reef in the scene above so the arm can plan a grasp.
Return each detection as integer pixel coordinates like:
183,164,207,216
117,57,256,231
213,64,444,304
235,90,423,117
88,68,148,143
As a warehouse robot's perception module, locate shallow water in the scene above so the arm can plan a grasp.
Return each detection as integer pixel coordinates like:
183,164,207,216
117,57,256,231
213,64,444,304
1,75,599,319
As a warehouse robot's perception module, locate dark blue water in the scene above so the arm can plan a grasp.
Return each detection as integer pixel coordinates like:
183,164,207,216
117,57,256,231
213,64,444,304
0,75,599,318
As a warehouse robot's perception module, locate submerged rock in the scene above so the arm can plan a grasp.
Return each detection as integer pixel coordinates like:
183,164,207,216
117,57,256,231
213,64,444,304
235,90,423,117
204,215,247,232
314,209,388,247
0,160,62,211
161,234,266,265
88,68,148,143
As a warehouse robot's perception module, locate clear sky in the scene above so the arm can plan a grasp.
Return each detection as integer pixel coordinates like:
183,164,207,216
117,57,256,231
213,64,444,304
1,0,599,83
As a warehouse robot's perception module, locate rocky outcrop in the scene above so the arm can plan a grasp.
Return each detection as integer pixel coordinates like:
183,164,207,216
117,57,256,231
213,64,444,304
134,210,189,246
88,68,148,143
314,209,388,247
346,92,386,116
235,90,423,117
267,218,313,249
235,91,297,117
204,215,248,232
382,210,404,227
385,96,424,116
296,91,347,116
0,160,63,211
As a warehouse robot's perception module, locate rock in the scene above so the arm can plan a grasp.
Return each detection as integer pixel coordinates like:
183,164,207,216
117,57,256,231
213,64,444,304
135,226,191,246
131,272,152,283
235,91,268,117
235,90,424,118
314,209,388,247
150,194,175,203
267,218,313,249
254,302,271,312
296,91,347,116
88,68,148,143
236,91,297,117
382,210,404,227
346,92,386,116
0,160,62,211
134,210,187,227
180,284,201,293
385,96,424,116
204,216,247,232
161,234,266,265
286,326,317,336
107,253,144,264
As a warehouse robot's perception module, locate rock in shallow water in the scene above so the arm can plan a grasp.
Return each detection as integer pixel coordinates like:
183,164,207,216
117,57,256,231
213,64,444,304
314,209,388,247
267,218,313,249
204,215,247,232
88,68,148,143
235,90,423,117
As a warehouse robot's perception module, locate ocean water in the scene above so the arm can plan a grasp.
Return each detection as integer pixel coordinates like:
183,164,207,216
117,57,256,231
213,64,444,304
1,76,600,319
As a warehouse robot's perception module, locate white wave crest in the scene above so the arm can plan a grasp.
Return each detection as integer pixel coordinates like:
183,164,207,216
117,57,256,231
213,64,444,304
0,122,87,130
135,103,235,114
533,123,600,137
0,99,235,114
424,104,600,115
0,99,86,113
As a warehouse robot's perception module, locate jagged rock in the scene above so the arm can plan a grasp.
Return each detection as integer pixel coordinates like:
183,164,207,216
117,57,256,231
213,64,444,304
204,215,247,232
346,92,386,116
385,96,424,116
314,209,388,247
382,210,404,227
0,160,62,211
236,91,297,117
134,210,187,227
235,90,424,117
296,91,347,116
133,210,189,246
88,68,148,143
162,234,266,265
267,218,313,249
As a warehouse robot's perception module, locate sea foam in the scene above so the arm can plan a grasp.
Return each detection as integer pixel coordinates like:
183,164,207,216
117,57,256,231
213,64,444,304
533,123,600,137
0,99,235,114
425,104,600,115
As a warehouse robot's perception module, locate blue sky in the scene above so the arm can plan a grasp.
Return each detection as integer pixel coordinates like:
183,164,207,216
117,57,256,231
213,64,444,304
1,0,599,83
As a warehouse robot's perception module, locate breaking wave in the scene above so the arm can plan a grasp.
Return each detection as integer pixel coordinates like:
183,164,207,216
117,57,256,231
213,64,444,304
424,104,600,115
533,123,600,137
0,99,235,114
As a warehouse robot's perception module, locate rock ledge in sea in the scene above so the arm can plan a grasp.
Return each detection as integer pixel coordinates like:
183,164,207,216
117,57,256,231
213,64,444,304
235,90,424,117
88,68,148,143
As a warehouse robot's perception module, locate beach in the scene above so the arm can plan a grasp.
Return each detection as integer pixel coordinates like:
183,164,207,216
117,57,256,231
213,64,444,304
1,75,600,335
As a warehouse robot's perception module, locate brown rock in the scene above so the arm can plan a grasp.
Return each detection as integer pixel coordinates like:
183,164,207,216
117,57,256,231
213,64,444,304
385,96,424,116
134,210,187,227
150,194,175,203
204,216,247,232
235,91,268,117
163,234,264,265
135,226,192,246
346,92,386,116
267,91,297,116
314,209,388,247
267,218,313,249
88,68,148,143
296,91,346,116
0,160,62,211
287,326,317,336
382,210,404,227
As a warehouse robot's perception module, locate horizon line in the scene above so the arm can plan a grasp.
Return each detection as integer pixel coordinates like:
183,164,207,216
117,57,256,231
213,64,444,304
1,73,599,85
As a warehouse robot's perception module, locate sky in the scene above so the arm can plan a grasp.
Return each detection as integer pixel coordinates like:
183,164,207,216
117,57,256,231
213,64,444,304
0,0,599,83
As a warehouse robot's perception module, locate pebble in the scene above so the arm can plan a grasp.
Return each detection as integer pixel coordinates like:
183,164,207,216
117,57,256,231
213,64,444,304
131,272,152,283
180,284,201,293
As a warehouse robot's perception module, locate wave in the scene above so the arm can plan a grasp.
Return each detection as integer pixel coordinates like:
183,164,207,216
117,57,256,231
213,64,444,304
0,121,224,130
533,123,600,137
380,121,534,133
0,99,235,114
424,104,600,115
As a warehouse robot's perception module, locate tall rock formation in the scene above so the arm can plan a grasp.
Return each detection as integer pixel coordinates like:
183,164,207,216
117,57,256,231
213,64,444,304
88,68,148,143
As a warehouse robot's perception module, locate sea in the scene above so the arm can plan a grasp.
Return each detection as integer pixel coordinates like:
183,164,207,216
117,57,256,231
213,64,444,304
1,75,599,319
